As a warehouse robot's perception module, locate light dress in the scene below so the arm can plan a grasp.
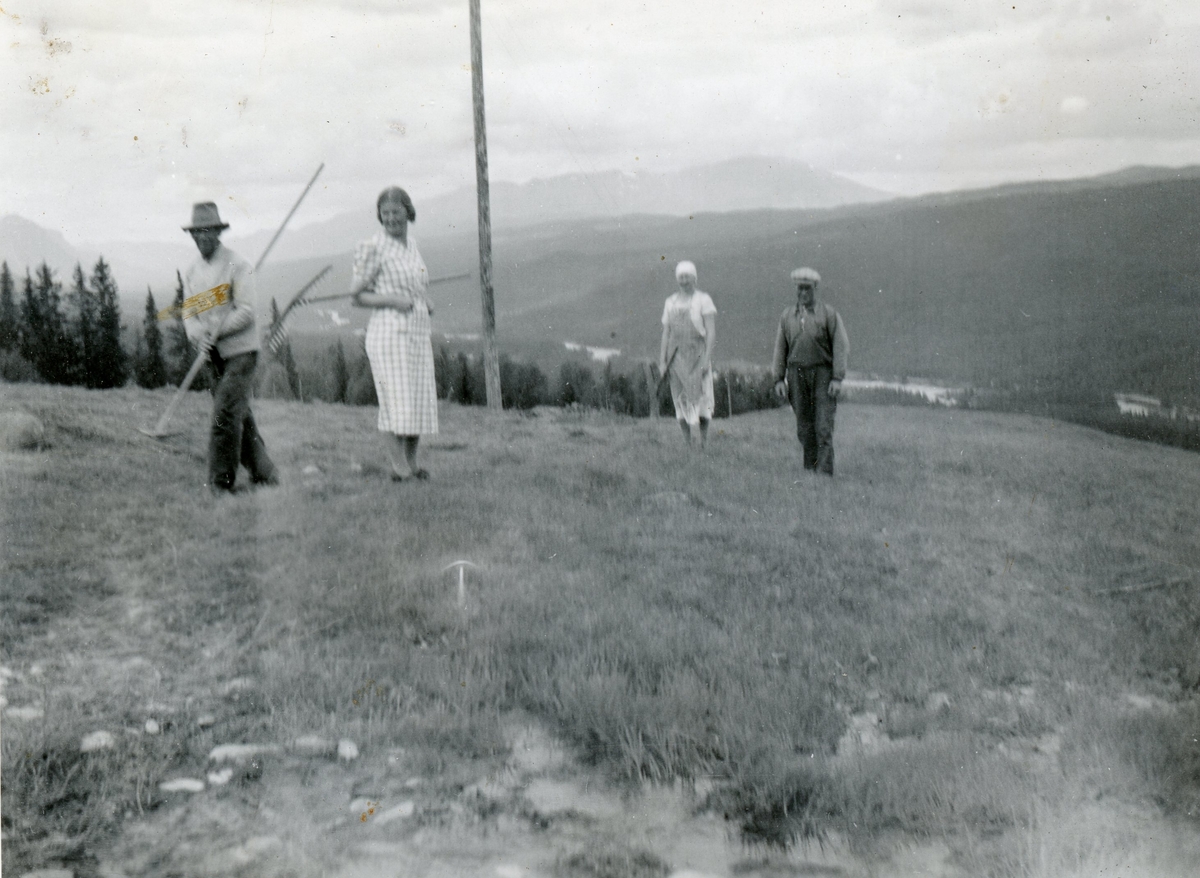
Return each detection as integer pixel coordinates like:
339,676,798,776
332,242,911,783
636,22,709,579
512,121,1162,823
661,290,717,426
354,230,439,436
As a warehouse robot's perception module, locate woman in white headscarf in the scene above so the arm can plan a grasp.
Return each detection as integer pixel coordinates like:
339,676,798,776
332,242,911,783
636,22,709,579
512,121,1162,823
658,260,717,447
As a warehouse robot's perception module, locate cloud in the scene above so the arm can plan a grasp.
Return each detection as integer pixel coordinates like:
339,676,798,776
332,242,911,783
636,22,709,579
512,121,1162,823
1060,95,1090,114
3,0,1199,243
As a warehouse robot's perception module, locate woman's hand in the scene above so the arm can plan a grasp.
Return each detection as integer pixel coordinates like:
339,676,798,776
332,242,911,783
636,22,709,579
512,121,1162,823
350,263,384,305
354,292,414,311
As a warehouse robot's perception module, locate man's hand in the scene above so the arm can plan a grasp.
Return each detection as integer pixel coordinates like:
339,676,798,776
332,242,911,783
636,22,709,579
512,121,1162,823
196,322,216,356
774,379,788,400
828,379,842,399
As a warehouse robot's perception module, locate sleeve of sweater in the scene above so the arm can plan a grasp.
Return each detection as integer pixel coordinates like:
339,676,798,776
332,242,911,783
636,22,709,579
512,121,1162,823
771,316,789,382
216,302,255,339
830,309,849,381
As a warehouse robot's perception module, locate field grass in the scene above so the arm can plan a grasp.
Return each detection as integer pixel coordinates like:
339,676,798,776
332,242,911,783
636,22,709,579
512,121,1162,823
2,383,1199,875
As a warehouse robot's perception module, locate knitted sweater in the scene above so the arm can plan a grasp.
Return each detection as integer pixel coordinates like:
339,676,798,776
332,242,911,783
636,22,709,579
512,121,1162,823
183,244,259,358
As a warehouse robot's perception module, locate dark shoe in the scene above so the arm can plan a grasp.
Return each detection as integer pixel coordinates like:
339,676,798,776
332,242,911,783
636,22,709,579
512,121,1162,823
390,472,407,483
253,472,280,487
411,468,430,481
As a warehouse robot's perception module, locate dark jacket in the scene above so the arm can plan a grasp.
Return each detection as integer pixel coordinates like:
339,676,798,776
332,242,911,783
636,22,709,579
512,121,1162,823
771,302,849,381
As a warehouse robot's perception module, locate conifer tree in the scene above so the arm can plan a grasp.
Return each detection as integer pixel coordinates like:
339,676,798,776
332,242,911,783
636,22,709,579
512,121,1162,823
21,264,75,384
331,339,350,403
455,351,475,404
0,261,19,352
269,297,301,398
68,263,99,385
165,269,193,385
136,287,168,388
18,270,41,369
89,257,127,388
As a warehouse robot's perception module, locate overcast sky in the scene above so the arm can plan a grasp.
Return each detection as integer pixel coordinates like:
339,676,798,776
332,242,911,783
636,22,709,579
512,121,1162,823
4,0,1199,244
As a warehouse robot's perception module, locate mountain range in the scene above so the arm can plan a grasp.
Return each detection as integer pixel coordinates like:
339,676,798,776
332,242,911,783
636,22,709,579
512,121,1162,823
2,157,886,294
489,172,1200,407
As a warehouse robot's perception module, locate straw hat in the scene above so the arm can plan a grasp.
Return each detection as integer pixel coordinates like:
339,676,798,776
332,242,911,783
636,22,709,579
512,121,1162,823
183,202,229,231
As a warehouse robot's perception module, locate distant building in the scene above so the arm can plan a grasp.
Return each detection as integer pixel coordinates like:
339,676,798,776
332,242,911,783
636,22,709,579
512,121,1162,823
841,376,962,406
1115,393,1170,418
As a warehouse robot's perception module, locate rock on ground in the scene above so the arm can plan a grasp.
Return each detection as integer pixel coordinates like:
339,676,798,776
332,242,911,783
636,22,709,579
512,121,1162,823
80,730,116,752
208,743,280,763
160,778,206,793
0,410,45,451
292,735,336,756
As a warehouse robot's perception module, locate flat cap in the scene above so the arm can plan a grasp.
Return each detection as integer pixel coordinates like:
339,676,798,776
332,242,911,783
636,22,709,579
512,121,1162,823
790,267,821,285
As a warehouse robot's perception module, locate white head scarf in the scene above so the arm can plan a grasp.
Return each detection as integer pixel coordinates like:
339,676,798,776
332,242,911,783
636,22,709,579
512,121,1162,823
670,260,708,336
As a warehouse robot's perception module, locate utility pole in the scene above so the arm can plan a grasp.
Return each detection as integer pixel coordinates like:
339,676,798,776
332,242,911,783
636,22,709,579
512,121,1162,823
470,0,502,410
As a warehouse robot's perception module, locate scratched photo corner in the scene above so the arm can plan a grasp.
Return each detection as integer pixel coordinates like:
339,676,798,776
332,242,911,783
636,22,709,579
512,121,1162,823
2,2,1200,877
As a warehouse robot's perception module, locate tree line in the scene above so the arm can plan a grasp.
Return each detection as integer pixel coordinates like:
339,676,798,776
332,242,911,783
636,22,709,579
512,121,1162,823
263,335,783,420
0,259,207,392
1,258,784,419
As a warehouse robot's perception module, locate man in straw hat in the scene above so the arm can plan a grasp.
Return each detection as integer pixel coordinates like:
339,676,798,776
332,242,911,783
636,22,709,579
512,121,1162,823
772,267,849,475
182,202,278,494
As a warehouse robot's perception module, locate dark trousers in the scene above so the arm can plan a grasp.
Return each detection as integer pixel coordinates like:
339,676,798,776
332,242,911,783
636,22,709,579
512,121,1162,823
788,363,837,475
209,351,276,491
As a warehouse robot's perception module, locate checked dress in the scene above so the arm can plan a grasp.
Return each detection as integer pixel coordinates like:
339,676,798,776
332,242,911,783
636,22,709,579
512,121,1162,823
354,230,439,436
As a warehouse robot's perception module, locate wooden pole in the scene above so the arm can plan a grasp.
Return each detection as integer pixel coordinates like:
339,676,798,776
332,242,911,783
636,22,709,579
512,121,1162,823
469,0,502,410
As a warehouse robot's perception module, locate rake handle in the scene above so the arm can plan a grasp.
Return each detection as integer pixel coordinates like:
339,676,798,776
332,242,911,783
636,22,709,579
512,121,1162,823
655,348,678,395
305,271,474,308
149,348,209,435
253,163,324,273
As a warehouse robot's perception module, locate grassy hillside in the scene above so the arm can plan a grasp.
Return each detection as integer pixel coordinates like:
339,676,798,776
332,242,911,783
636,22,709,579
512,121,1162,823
3,385,1199,875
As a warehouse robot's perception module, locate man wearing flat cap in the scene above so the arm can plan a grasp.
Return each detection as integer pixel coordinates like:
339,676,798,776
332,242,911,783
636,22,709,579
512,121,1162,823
772,267,849,475
182,202,278,494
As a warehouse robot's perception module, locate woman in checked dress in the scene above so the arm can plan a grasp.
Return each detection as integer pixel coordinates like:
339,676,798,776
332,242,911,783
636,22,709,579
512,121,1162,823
351,187,438,481
659,260,717,448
